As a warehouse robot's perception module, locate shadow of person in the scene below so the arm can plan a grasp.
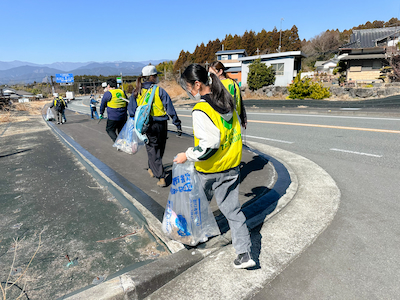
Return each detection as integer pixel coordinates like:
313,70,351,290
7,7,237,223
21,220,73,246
249,223,263,270
240,155,269,183
163,162,173,187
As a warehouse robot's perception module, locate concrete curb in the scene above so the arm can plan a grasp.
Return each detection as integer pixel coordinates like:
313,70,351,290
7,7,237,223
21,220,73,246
43,106,332,300
59,141,293,300
145,141,340,300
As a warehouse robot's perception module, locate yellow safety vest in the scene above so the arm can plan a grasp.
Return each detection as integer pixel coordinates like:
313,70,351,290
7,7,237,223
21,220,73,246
193,102,242,173
107,89,127,109
221,78,242,116
136,86,166,117
53,97,66,107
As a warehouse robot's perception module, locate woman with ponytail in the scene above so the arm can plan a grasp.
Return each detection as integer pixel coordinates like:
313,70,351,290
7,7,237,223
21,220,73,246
174,63,255,269
209,61,247,128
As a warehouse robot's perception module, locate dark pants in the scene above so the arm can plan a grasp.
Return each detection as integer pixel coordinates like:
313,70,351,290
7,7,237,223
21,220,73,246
145,120,167,179
91,107,99,119
106,118,127,142
56,110,65,123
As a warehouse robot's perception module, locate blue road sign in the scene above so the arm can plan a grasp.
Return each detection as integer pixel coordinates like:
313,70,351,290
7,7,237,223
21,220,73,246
56,73,74,83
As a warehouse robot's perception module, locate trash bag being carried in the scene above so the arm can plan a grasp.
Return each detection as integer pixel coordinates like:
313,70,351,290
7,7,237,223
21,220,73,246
46,107,55,121
162,161,221,246
113,117,145,154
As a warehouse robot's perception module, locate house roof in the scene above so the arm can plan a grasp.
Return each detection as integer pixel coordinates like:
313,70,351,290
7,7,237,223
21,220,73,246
340,54,386,60
314,61,327,67
238,51,307,61
216,49,247,55
15,90,34,96
341,27,400,49
225,67,242,73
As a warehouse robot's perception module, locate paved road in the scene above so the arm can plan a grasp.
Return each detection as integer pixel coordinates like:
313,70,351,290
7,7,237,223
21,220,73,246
175,107,400,298
0,115,168,300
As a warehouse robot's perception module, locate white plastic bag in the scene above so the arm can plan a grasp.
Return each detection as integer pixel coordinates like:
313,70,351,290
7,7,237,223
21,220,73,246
46,107,55,121
162,161,221,246
113,117,145,154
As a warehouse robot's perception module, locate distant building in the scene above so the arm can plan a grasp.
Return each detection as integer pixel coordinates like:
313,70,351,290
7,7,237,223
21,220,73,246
239,51,307,87
339,27,400,83
215,49,248,83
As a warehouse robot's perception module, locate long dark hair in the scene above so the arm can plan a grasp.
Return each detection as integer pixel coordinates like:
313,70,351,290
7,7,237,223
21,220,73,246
210,61,230,79
133,76,143,98
180,64,234,112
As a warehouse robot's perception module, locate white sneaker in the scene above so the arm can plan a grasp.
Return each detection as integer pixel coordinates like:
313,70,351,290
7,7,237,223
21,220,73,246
233,252,256,269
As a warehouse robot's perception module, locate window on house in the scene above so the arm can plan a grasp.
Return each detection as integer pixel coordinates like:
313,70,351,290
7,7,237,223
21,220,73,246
228,55,232,60
217,55,221,60
372,60,381,69
362,61,373,70
221,55,228,60
271,63,284,76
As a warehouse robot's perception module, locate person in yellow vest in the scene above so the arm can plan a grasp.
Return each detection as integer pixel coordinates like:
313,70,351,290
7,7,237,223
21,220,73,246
209,61,247,129
50,94,67,124
99,78,128,142
174,63,255,269
128,65,182,187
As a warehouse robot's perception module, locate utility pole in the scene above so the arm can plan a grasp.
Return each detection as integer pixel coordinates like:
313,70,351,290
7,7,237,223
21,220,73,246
278,18,284,53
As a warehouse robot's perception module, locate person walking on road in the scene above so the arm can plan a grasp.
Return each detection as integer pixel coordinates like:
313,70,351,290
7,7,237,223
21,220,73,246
99,78,128,142
209,61,247,128
90,95,99,119
50,94,67,125
128,64,182,187
174,63,255,269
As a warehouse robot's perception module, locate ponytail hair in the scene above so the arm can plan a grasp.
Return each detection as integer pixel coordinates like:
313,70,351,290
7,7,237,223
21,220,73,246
210,61,230,79
180,64,234,112
133,76,143,98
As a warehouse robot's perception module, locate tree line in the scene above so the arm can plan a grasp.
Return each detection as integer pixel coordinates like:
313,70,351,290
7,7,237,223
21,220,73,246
172,18,400,73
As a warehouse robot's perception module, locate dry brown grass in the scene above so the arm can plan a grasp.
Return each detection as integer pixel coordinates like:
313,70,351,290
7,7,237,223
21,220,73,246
158,80,186,99
0,99,50,123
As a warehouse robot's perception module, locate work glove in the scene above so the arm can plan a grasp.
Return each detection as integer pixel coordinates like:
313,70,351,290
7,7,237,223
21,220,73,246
177,126,182,136
99,114,104,119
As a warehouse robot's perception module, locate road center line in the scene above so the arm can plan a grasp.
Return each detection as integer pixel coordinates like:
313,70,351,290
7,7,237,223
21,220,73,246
248,119,400,134
330,148,383,158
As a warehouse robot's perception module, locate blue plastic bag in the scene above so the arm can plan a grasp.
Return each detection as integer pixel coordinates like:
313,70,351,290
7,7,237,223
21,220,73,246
113,117,145,154
162,161,221,246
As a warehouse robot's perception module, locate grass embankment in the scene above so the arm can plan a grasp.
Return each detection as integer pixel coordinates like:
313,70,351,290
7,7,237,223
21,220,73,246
0,99,51,123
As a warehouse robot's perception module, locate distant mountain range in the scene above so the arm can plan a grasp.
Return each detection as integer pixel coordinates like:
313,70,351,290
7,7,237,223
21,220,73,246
0,60,170,85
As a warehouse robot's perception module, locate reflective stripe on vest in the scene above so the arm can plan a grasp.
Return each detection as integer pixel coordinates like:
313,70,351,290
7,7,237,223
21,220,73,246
107,89,127,108
221,78,242,115
193,102,242,173
136,86,166,117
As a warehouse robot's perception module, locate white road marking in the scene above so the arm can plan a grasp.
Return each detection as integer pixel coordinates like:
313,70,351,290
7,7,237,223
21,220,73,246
168,124,293,144
330,148,383,158
244,135,294,144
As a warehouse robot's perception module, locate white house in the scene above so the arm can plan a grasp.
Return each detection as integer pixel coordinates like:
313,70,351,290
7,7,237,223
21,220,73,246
238,51,307,87
215,49,248,83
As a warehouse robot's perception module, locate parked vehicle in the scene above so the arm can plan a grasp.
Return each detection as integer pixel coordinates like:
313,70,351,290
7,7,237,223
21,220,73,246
66,91,75,101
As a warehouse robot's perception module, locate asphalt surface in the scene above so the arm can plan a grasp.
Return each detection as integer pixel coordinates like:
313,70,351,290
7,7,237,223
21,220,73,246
0,114,168,300
1,99,288,299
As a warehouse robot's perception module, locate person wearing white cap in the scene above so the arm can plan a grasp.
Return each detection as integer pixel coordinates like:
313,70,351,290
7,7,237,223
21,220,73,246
99,78,128,142
128,64,182,187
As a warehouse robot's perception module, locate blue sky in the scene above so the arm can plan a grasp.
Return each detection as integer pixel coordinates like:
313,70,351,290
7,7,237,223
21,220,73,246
1,0,400,64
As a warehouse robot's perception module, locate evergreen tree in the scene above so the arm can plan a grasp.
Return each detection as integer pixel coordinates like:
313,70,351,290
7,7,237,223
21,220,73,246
247,59,275,90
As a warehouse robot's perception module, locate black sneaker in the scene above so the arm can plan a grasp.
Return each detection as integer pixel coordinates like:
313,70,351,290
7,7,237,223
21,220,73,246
233,252,256,269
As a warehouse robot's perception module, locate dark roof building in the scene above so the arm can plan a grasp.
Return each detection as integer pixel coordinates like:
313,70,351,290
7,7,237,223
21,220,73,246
339,27,400,83
341,27,400,49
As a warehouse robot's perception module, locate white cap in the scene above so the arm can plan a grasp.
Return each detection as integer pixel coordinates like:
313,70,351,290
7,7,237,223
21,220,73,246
53,93,59,97
101,82,107,88
142,65,159,77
